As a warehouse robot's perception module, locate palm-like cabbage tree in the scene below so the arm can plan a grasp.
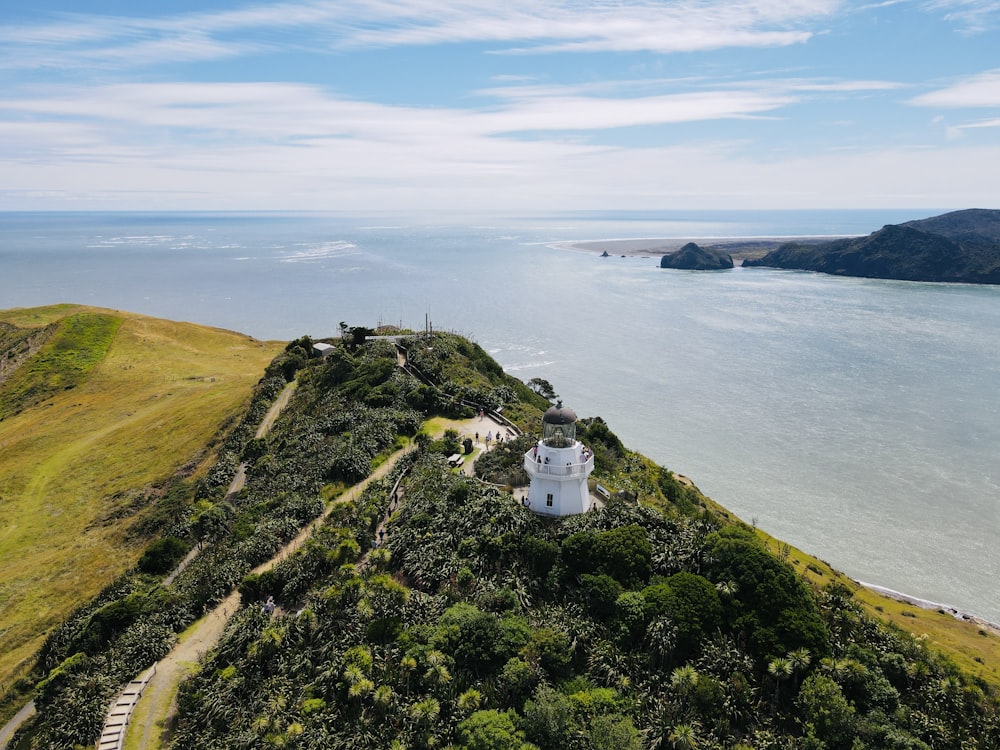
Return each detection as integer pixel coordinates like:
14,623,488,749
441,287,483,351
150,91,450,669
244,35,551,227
787,647,811,691
400,655,417,695
667,722,701,750
373,684,394,709
714,580,738,600
424,650,452,689
645,616,678,672
768,656,793,703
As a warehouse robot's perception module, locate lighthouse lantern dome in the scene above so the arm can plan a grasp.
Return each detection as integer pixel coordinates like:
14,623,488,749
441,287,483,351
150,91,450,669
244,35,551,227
542,400,577,448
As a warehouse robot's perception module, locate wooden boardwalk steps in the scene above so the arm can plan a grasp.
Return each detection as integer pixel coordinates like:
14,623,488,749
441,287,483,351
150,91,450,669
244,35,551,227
95,666,155,750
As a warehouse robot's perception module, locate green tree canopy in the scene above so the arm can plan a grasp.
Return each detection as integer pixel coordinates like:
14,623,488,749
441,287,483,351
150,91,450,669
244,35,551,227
562,524,652,588
643,572,722,657
459,709,536,750
708,528,829,661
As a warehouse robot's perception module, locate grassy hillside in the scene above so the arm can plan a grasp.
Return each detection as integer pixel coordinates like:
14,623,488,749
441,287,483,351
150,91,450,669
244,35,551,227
0,304,283,697
0,311,122,420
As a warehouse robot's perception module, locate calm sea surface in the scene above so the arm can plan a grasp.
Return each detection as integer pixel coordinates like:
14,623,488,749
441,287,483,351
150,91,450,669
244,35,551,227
2,210,998,623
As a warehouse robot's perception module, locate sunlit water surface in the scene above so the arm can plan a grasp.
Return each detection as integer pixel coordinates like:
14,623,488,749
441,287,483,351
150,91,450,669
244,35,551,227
2,210,997,623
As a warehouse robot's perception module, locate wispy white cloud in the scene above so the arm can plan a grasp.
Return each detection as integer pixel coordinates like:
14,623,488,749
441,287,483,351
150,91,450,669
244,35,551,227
7,71,976,212
347,0,830,54
784,79,902,92
956,118,1000,129
909,69,1000,107
0,0,840,71
478,90,793,131
923,0,1000,33
944,116,1000,140
2,73,848,152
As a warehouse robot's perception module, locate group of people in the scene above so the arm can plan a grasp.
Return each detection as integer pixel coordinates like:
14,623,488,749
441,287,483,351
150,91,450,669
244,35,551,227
476,429,509,450
531,444,592,467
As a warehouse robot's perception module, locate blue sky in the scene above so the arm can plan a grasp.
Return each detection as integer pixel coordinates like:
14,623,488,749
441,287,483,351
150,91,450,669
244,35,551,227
1,0,998,212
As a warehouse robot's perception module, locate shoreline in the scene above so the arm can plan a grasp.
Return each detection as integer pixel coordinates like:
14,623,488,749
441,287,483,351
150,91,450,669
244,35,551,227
546,235,1000,637
858,581,1000,636
550,234,857,261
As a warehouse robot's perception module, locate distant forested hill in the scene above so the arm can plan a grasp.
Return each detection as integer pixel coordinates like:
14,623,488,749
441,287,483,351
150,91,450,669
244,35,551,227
743,209,1000,284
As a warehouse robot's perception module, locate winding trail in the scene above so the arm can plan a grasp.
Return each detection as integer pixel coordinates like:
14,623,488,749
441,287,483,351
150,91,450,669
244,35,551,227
165,381,296,587
0,702,34,750
122,444,410,750
122,412,498,748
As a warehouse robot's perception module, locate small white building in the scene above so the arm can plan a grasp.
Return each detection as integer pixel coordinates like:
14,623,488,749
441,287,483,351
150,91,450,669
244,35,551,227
313,342,335,358
524,401,595,516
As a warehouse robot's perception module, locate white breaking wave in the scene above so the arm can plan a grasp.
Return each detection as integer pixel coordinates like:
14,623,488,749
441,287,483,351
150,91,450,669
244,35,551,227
280,240,359,263
504,360,557,372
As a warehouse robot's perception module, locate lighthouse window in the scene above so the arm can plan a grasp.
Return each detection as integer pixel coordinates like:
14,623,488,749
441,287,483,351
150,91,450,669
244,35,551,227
546,494,553,507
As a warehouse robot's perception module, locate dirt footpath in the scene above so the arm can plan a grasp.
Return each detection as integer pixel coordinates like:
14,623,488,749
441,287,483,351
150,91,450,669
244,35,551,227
124,444,406,750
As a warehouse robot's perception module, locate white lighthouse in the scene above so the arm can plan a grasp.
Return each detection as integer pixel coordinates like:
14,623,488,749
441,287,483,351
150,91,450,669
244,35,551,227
524,401,595,516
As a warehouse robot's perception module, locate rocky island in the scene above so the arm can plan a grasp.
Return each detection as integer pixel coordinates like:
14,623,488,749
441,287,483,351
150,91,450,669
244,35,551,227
659,242,734,270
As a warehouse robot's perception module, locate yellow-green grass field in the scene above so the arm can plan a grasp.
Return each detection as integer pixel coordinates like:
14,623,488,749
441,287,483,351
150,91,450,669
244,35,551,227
0,304,283,696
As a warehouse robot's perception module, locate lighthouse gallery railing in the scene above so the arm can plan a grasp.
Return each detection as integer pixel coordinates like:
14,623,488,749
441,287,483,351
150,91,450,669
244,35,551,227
523,453,594,477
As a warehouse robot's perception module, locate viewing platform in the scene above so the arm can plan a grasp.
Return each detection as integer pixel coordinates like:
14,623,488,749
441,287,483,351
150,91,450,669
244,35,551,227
524,453,594,478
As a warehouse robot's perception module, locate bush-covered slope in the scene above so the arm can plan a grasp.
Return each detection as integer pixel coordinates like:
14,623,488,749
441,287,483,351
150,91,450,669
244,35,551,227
8,327,999,749
170,457,999,749
5,330,529,746
167,338,1000,749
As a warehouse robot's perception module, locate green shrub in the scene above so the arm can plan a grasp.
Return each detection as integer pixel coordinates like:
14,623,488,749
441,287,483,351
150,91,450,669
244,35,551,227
137,536,189,575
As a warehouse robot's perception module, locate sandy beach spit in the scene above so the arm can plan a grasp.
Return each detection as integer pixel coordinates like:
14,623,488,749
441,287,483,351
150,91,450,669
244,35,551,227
551,235,854,261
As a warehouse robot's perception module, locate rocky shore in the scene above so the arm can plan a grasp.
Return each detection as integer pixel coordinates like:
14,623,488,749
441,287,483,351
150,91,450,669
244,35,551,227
860,581,1000,636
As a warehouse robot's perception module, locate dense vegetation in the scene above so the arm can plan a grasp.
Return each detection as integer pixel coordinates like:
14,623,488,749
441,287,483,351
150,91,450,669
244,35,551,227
170,456,999,749
13,360,300,748
744,208,1000,284
402,333,550,426
7,328,999,748
7,330,537,747
174,338,1000,748
0,306,282,717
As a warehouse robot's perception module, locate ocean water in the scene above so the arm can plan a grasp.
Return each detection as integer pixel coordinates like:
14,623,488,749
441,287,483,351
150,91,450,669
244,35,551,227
1,209,998,624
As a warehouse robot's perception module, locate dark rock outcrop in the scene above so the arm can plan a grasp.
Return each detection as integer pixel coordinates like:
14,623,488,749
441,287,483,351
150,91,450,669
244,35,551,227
743,209,1000,284
660,242,734,270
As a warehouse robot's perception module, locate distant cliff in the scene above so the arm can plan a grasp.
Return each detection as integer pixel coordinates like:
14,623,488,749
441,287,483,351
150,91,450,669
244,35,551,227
660,241,734,270
743,208,1000,284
